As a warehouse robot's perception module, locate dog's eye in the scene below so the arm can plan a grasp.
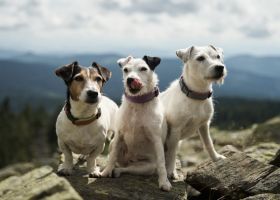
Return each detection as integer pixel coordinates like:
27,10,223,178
217,55,220,59
140,67,147,72
197,56,205,62
95,77,102,82
123,68,128,73
74,76,84,82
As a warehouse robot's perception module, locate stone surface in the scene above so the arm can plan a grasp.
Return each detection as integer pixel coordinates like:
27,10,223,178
0,162,35,181
186,146,280,200
241,193,280,200
62,156,187,200
270,148,280,167
245,143,280,163
0,166,82,200
245,117,280,145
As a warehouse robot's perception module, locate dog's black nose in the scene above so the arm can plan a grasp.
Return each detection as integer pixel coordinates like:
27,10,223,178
127,78,134,85
87,90,98,99
215,65,224,73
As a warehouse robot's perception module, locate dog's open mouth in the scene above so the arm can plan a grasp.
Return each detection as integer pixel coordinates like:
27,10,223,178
128,79,143,94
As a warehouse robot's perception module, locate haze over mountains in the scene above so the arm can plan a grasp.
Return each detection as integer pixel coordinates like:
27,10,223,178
0,50,280,109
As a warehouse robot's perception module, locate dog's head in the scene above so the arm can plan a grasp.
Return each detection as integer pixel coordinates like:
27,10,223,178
176,45,227,84
55,61,111,104
117,55,160,95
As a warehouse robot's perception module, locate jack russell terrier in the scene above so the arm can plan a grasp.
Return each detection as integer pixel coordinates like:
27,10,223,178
55,61,118,177
101,55,172,191
161,45,227,179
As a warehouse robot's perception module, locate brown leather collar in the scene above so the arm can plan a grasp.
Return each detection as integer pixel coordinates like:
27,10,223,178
179,76,212,100
64,103,101,126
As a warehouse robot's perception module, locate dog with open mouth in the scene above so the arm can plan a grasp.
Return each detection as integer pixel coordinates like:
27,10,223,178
160,45,227,179
101,55,172,191
55,61,118,177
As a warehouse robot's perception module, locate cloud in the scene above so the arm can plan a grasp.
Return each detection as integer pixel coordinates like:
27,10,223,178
0,23,27,31
0,0,279,55
241,25,271,38
99,0,199,16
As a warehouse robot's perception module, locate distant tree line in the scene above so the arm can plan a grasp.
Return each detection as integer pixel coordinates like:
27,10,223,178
0,97,280,168
213,97,280,130
0,97,56,168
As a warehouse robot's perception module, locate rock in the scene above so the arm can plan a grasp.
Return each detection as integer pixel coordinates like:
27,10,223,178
245,143,280,163
186,146,280,200
248,168,280,194
0,166,82,200
245,117,280,146
270,148,280,167
0,162,35,181
61,155,187,200
241,193,280,200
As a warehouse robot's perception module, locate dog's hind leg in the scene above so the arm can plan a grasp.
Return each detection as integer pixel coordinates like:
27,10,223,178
57,139,74,176
165,129,180,179
199,123,226,161
113,162,156,177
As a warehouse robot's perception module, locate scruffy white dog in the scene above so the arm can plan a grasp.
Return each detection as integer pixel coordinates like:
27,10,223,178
55,61,118,177
161,45,227,179
101,55,172,191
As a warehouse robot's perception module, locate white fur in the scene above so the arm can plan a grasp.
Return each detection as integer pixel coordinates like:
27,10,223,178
161,45,227,179
56,86,118,177
102,56,172,191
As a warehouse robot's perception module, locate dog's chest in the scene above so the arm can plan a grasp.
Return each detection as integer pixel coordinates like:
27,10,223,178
169,99,213,136
117,104,159,159
57,114,106,154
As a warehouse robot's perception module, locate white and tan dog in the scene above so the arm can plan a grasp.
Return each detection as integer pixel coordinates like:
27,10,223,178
161,45,227,179
101,55,172,191
55,61,118,177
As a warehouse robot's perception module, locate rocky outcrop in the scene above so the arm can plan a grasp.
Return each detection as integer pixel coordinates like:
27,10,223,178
0,134,279,200
0,162,35,182
270,148,280,167
0,155,187,200
186,145,280,200
62,156,187,200
0,166,82,200
245,117,280,146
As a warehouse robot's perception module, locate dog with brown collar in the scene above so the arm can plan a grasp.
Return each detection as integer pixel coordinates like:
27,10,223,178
55,61,118,177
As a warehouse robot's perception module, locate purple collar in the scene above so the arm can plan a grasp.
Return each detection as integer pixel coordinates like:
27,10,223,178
125,87,159,104
179,76,212,100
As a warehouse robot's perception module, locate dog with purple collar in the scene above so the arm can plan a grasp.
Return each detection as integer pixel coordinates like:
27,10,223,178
161,45,227,179
101,55,171,191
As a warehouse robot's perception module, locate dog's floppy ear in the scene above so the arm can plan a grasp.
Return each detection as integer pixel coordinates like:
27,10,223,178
117,56,133,68
176,46,194,62
142,55,161,71
92,62,112,82
55,61,80,84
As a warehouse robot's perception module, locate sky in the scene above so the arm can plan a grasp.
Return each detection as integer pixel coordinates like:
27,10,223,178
0,0,279,57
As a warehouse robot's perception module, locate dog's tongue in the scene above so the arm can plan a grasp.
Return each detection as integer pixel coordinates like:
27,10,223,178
131,79,142,89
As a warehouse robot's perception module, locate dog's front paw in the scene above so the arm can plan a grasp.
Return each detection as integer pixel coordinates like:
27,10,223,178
168,170,179,180
159,179,172,191
57,164,73,176
101,167,114,178
213,154,226,161
89,171,102,178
